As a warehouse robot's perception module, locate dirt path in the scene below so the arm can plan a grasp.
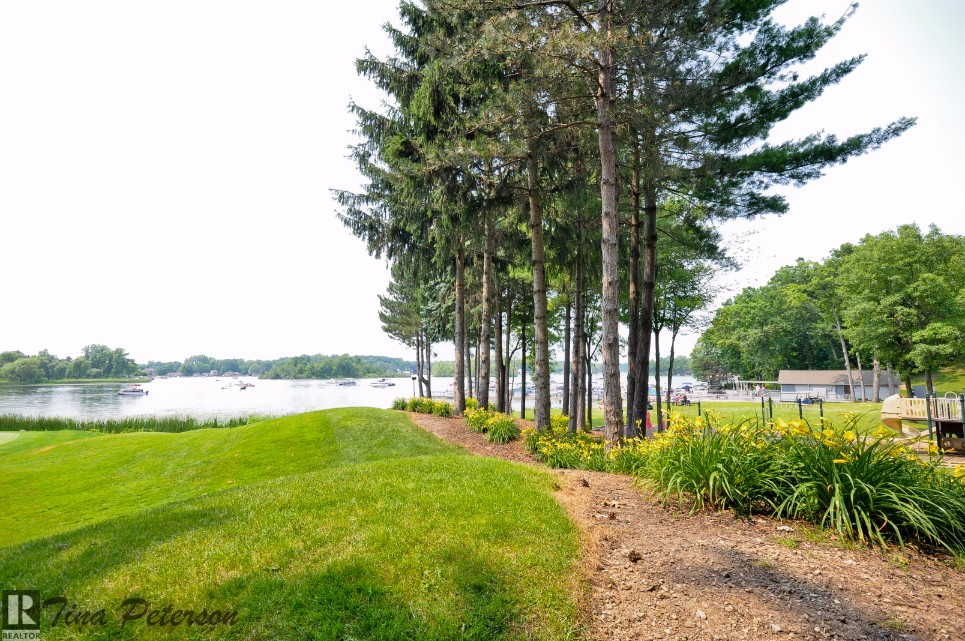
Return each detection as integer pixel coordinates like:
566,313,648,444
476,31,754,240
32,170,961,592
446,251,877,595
408,412,965,641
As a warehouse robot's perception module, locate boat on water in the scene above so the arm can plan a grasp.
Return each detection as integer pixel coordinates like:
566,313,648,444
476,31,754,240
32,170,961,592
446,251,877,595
337,380,357,386
239,382,255,390
118,384,148,396
370,378,395,388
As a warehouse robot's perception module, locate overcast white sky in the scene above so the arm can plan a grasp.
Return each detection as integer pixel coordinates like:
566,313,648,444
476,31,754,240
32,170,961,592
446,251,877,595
1,1,962,365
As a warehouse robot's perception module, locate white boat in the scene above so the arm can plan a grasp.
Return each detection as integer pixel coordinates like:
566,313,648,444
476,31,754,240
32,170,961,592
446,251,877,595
118,384,148,396
370,378,395,388
337,380,357,386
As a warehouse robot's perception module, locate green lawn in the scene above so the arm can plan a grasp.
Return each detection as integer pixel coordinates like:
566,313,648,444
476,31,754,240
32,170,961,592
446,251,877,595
528,400,885,433
659,400,886,433
0,409,581,640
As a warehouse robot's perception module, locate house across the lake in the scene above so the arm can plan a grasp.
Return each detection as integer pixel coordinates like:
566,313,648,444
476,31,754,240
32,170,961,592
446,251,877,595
777,369,900,401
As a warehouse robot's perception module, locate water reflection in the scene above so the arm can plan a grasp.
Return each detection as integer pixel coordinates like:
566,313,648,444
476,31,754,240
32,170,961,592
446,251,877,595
0,377,422,421
0,374,695,421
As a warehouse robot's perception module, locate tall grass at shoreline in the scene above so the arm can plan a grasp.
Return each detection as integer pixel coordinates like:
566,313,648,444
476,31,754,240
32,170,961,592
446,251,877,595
0,414,267,433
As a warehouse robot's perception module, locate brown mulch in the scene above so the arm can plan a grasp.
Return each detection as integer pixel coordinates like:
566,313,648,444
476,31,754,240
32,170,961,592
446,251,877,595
407,412,965,641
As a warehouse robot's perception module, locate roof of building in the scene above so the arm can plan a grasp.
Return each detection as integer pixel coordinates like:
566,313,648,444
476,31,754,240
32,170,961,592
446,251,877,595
777,369,900,387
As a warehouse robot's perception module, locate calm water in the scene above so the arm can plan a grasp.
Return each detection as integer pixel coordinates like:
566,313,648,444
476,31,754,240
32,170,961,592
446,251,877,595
0,377,424,421
0,373,695,421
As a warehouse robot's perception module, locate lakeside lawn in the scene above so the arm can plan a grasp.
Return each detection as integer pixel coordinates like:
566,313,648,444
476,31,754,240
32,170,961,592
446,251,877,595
664,399,886,433
530,400,886,433
0,409,581,640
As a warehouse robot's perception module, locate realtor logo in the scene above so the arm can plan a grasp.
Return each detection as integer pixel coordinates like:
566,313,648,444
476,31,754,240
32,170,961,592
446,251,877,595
2,591,41,641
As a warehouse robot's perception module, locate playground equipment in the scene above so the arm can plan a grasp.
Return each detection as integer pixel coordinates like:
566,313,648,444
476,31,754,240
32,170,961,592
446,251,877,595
880,393,965,452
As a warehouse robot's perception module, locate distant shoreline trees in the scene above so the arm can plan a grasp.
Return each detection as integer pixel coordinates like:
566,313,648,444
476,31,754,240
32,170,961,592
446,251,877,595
0,345,139,384
0,349,418,383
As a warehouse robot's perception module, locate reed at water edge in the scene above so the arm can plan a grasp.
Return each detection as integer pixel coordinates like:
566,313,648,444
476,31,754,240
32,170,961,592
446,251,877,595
0,414,268,433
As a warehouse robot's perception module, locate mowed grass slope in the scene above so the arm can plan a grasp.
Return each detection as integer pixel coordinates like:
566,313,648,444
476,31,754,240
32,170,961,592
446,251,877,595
0,409,581,640
0,408,460,545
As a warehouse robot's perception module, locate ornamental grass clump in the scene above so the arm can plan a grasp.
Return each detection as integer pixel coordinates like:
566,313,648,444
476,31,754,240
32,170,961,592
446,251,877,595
641,412,783,516
396,397,452,416
464,407,490,433
431,400,454,417
771,420,965,553
526,421,609,471
485,413,521,443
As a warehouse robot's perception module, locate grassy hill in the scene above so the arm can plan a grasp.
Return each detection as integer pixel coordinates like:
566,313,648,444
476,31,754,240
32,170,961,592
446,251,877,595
0,409,581,640
915,367,965,394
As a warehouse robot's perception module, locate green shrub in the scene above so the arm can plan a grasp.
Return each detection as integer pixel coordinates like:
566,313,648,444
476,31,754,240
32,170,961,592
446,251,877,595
432,401,454,417
485,413,521,444
607,438,651,475
392,397,408,411
641,419,782,516
407,397,432,413
550,414,569,432
464,408,490,432
526,423,608,470
523,427,542,453
771,421,965,553
465,397,478,410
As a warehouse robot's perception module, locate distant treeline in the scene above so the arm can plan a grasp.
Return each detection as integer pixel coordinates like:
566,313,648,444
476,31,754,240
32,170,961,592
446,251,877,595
260,355,414,380
1,345,139,384
0,348,417,383
145,354,416,379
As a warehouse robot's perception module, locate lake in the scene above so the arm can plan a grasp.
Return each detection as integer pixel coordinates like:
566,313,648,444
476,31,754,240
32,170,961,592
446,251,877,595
0,377,419,421
0,374,695,421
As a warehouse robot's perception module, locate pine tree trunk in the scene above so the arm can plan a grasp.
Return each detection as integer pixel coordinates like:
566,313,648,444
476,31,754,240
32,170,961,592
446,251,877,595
495,289,504,413
479,217,494,410
855,352,866,402
595,0,623,446
563,300,571,416
667,328,678,412
586,337,593,429
872,357,881,402
632,178,658,426
474,331,480,399
466,336,473,398
414,338,422,398
626,151,641,437
576,331,586,430
905,376,913,397
569,249,585,433
504,292,512,412
424,337,432,398
416,334,425,397
654,330,663,434
526,148,552,429
454,242,466,414
833,308,856,402
521,316,527,420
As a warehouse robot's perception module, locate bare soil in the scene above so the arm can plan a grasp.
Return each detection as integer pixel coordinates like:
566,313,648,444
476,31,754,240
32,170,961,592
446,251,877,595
407,412,965,641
